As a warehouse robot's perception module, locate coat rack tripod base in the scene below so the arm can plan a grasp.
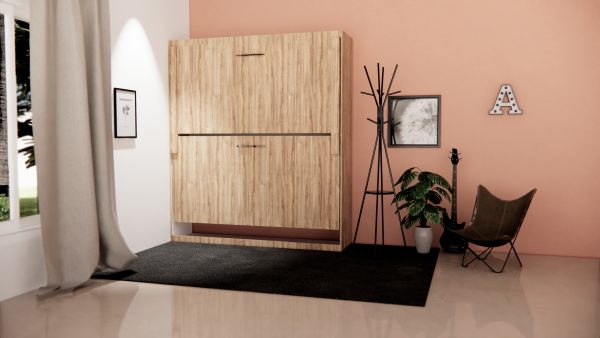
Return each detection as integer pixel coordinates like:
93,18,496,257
352,64,407,254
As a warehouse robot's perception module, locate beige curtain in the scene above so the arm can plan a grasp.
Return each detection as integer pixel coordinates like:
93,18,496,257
31,0,136,291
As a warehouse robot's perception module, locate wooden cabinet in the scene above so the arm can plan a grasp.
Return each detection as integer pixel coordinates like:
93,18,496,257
170,31,352,251
233,33,340,133
253,136,337,230
171,37,236,135
173,136,336,230
171,32,340,135
172,136,255,226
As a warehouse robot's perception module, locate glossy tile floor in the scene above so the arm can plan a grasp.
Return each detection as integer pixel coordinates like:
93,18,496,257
0,252,598,338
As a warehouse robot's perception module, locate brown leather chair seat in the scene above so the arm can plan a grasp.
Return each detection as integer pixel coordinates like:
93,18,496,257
450,185,537,273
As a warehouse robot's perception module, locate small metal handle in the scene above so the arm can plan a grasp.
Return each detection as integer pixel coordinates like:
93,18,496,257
237,144,265,148
236,53,265,57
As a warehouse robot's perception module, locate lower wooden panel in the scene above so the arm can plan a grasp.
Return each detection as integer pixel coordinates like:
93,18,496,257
172,136,255,225
172,234,342,252
254,136,337,230
172,135,337,230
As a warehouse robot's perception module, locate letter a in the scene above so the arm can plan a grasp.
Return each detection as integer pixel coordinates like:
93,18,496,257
489,84,523,115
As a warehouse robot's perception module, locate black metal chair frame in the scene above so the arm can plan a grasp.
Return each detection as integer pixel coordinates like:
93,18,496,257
461,237,523,273
455,186,536,273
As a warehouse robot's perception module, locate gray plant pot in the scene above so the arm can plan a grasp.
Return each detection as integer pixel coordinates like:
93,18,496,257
414,226,433,254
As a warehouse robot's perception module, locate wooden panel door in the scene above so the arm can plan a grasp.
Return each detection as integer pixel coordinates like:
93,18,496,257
173,136,337,230
169,32,341,135
234,32,341,133
253,136,338,230
171,38,236,135
172,136,256,225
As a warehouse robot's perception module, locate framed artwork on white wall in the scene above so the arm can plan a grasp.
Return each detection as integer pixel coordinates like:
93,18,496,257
113,88,137,138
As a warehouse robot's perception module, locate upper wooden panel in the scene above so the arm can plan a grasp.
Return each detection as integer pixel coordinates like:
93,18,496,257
171,37,236,136
170,31,341,134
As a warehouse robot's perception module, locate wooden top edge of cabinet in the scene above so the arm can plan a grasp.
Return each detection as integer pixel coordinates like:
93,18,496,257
169,30,350,44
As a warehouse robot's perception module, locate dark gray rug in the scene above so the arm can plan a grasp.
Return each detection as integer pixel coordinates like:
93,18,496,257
93,242,439,306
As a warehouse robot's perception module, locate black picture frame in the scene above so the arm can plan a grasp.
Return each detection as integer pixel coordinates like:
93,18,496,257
388,95,441,148
113,88,137,138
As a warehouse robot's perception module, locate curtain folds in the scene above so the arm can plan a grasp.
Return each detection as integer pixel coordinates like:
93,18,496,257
31,0,136,291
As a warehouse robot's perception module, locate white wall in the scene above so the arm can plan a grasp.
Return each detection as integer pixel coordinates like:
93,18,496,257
0,0,189,302
0,228,45,301
110,0,189,253
0,0,44,302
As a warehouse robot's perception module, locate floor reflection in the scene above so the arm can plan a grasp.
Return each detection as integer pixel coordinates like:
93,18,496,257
0,252,598,338
0,281,139,338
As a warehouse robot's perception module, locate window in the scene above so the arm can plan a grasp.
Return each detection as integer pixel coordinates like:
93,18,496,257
0,1,38,229
0,13,9,220
15,19,37,218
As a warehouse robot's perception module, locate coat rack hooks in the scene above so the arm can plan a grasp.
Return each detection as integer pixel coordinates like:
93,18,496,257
353,63,407,253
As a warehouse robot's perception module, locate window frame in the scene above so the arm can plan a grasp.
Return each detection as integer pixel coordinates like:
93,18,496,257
0,0,39,236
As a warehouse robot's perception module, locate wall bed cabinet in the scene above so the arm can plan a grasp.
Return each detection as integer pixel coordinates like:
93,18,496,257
169,31,352,251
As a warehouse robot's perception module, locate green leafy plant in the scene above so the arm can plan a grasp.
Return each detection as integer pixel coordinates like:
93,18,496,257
392,167,451,229
0,194,10,221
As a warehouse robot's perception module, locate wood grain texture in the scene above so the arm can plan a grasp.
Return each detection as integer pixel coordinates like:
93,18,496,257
172,234,342,252
254,136,337,229
171,137,183,217
340,32,353,249
170,31,340,134
169,42,179,156
172,37,236,134
172,136,337,230
172,136,255,225
170,31,352,250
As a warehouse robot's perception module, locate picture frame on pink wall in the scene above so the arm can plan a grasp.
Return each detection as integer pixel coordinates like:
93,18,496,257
388,95,440,148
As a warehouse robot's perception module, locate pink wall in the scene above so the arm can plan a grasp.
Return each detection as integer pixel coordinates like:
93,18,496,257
189,0,600,257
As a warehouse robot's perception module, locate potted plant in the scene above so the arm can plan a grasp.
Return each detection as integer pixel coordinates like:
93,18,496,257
392,167,451,254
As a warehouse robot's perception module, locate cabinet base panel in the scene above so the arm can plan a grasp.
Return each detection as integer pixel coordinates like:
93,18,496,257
172,234,344,252
192,223,339,241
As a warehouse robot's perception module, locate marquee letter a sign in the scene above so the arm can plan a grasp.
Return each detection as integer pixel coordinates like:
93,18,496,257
489,84,522,115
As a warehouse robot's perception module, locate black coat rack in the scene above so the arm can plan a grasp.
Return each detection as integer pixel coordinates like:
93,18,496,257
353,63,407,249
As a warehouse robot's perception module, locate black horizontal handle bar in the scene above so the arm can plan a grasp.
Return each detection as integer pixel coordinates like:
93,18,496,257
179,133,331,136
365,190,394,195
237,145,265,148
236,53,265,57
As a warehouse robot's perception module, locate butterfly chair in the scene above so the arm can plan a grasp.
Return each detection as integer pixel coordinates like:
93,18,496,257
450,185,537,273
